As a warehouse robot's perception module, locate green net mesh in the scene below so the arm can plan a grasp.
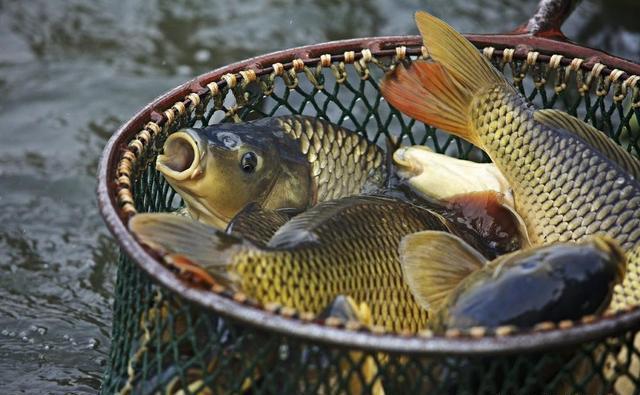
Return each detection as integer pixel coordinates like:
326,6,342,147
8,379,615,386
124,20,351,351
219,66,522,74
101,46,640,394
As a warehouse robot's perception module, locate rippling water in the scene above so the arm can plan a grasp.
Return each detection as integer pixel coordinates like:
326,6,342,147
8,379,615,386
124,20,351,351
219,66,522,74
0,0,637,392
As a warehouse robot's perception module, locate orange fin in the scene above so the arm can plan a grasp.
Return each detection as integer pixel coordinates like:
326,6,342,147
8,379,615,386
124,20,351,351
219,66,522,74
168,254,218,287
381,11,512,147
382,62,479,145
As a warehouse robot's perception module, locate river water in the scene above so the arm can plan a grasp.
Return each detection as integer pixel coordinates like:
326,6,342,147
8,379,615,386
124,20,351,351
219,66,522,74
0,0,637,393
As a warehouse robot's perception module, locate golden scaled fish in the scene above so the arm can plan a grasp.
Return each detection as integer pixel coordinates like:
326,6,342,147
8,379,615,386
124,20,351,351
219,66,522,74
400,232,626,332
381,11,640,309
130,194,526,331
157,115,386,229
130,195,514,333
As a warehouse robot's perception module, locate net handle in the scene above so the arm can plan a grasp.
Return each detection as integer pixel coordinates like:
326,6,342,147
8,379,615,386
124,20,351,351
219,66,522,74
512,0,582,39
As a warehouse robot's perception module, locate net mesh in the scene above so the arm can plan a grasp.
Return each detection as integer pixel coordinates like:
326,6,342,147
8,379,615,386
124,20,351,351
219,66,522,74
101,46,640,394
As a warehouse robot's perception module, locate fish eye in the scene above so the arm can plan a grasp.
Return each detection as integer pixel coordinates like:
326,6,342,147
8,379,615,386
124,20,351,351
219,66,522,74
240,152,258,174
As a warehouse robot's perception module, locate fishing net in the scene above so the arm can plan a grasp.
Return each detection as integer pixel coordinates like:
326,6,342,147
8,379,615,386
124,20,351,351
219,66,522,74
99,39,640,394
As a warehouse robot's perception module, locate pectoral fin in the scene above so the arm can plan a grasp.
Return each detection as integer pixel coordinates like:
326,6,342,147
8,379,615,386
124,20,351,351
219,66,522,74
319,295,373,326
399,230,487,311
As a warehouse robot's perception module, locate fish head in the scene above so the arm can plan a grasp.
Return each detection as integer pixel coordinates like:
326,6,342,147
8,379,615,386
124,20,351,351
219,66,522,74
393,146,513,204
495,236,626,279
156,122,310,229
393,145,430,180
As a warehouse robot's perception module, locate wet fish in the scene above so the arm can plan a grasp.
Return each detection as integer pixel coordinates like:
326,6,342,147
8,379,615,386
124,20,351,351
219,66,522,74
130,195,476,332
400,231,626,331
157,115,386,229
381,11,640,309
437,191,526,257
392,145,527,254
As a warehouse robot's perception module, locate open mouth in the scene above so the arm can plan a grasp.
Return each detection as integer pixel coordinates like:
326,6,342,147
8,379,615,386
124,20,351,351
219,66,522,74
156,130,202,180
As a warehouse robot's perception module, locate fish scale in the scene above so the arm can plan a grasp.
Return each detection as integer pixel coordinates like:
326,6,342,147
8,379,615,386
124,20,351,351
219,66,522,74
472,86,640,309
278,116,385,203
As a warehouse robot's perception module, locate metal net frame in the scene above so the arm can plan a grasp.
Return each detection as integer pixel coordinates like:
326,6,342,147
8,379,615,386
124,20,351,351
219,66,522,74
97,6,640,393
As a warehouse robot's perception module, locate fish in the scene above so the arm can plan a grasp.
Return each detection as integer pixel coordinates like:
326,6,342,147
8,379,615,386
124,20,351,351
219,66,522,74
393,145,514,207
381,11,640,310
157,115,386,229
437,191,527,257
130,194,527,331
400,231,626,331
130,195,514,333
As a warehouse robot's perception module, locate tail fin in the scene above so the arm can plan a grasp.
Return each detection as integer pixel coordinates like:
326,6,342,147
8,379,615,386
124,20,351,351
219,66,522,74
129,213,250,287
381,11,508,146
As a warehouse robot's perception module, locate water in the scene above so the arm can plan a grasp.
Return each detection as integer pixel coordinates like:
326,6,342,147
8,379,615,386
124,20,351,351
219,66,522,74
0,0,637,393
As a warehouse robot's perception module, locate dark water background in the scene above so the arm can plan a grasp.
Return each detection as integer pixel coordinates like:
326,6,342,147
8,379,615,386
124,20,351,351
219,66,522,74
0,0,637,393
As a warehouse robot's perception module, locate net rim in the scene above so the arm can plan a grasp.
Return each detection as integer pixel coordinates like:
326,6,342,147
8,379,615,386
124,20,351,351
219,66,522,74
98,34,640,355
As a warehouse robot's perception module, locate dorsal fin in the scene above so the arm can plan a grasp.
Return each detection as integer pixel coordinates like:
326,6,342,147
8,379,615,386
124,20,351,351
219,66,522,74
534,109,640,180
268,195,395,249
398,230,487,312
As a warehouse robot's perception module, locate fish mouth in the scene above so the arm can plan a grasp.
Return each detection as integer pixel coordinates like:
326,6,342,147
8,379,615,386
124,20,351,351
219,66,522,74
156,130,204,181
393,146,428,178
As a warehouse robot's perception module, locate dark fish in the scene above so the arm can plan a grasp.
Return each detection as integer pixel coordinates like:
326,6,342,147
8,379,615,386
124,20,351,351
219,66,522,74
400,231,626,331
